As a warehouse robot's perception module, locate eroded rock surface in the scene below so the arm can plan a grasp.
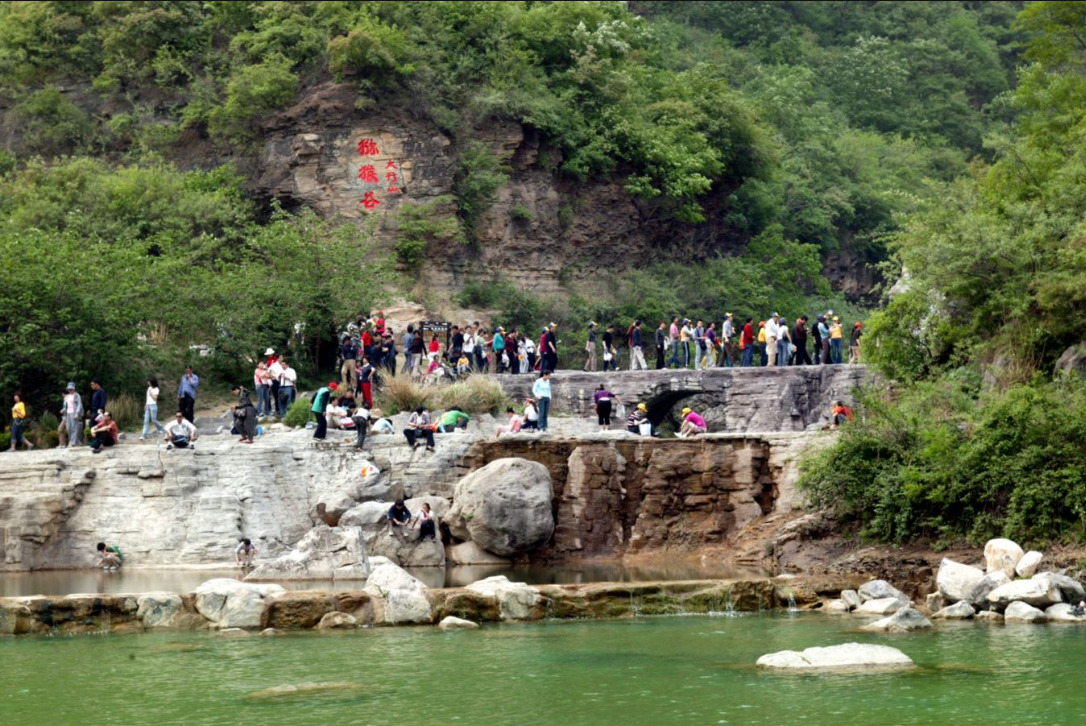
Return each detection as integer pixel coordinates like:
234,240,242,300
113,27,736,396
446,459,554,557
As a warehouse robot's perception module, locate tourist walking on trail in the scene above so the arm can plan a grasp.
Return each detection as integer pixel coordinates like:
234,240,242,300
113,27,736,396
177,367,199,422
765,314,780,366
705,322,718,368
584,322,598,372
722,313,736,367
9,392,33,451
230,385,258,444
491,327,505,374
410,330,426,376
311,382,335,441
680,319,693,368
401,325,415,375
793,316,811,366
532,370,552,432
655,321,667,369
473,326,487,372
593,384,617,430
630,320,648,370
278,359,297,413
602,325,618,371
850,322,864,364
59,382,83,447
141,377,166,440
741,318,755,367
757,321,768,366
829,316,844,364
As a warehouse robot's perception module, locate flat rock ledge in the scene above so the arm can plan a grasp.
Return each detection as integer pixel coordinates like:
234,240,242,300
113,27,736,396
757,643,915,672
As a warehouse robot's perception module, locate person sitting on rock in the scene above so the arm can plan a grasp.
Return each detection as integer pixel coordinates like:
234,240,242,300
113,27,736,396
164,410,198,450
387,499,412,539
438,407,470,433
95,542,123,570
829,400,854,429
496,407,522,438
89,411,119,454
370,408,395,436
404,405,436,451
235,538,258,568
626,403,649,435
521,398,539,431
679,407,707,437
411,502,437,542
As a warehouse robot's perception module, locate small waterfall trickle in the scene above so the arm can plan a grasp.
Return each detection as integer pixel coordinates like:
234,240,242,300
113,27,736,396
787,591,798,613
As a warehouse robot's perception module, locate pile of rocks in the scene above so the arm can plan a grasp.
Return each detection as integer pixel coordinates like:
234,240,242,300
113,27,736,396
928,538,1086,624
823,579,932,632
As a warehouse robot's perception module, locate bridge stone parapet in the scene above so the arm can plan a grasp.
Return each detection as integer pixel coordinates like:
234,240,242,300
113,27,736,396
494,365,869,433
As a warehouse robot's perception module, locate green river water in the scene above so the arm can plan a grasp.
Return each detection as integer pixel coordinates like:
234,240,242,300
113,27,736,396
2,613,1083,726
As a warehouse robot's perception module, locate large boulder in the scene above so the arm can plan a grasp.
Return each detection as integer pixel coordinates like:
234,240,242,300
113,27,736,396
1032,572,1085,603
261,591,337,630
936,558,984,603
339,497,450,568
861,606,933,633
448,541,512,566
966,571,1010,608
984,538,1024,579
857,580,908,603
1054,341,1086,379
856,597,910,615
245,525,370,581
824,599,851,613
1015,551,1044,578
1004,601,1047,623
317,612,358,630
194,579,284,629
987,578,1062,609
364,562,432,624
1045,604,1086,623
136,592,186,629
464,576,540,620
840,590,862,610
438,615,479,630
933,601,975,620
445,458,554,557
976,610,1003,623
756,643,914,671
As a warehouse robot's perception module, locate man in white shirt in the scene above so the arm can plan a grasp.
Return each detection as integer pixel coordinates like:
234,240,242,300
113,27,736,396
164,411,198,450
721,313,735,367
267,356,284,416
765,313,780,366
278,360,297,414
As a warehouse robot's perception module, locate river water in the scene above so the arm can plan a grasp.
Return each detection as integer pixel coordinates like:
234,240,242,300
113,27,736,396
1,613,1082,726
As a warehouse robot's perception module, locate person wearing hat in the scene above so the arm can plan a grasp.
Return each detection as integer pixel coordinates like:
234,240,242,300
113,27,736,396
59,381,84,447
626,402,649,435
721,313,736,367
584,322,598,372
829,316,844,364
311,382,336,441
230,384,258,444
679,407,707,438
764,313,780,366
849,321,864,364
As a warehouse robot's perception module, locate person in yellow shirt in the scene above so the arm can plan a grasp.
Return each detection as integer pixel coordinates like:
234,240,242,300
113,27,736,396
829,316,844,364
757,321,768,366
10,391,34,451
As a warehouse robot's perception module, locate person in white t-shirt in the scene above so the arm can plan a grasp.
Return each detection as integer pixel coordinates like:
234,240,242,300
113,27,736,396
277,359,297,415
164,411,199,450
267,357,284,417
140,377,166,440
522,398,539,431
765,313,780,366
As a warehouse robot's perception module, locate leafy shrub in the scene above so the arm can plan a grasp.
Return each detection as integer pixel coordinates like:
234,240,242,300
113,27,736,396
210,54,298,141
394,199,464,271
436,377,510,415
509,204,533,221
454,141,510,232
13,87,94,155
282,397,312,428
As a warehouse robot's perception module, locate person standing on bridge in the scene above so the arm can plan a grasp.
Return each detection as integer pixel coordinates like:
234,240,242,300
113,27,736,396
721,313,736,367
544,323,559,373
704,322,718,368
602,325,617,372
630,320,648,370
655,321,667,369
777,317,792,366
793,316,811,366
693,320,706,370
680,319,693,368
849,321,863,364
741,317,755,367
765,314,780,366
584,322,597,372
668,316,681,368
532,371,552,432
593,384,617,430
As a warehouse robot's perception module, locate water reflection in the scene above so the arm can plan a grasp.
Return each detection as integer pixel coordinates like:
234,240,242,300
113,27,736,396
0,561,761,597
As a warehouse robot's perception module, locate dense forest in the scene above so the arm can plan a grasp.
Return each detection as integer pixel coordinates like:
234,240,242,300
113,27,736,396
1,1,1084,545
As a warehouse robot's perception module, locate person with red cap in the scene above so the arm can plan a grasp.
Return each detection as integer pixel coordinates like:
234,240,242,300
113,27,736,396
311,382,336,440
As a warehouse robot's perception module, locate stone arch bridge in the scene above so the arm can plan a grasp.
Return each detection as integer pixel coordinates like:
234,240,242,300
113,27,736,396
493,365,869,432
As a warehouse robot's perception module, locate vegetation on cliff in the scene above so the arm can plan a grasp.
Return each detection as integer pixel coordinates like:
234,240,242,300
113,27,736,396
801,2,1086,547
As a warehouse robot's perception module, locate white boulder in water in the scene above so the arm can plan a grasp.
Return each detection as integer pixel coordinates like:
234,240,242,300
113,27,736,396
936,558,984,603
194,579,284,629
465,576,541,620
988,578,1062,608
856,597,910,615
857,580,908,603
933,601,975,620
861,606,933,633
1015,551,1043,578
364,561,432,624
757,643,915,671
1004,601,1047,623
984,538,1024,579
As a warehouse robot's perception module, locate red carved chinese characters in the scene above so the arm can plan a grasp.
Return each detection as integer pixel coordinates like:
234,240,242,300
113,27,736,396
386,171,398,183
387,186,402,194
361,191,381,210
357,138,380,156
357,165,378,183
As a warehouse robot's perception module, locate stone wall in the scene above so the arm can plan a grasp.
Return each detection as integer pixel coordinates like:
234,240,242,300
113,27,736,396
495,365,869,432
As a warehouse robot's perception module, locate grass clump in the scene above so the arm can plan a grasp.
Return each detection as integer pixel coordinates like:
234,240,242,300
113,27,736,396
375,373,435,415
437,377,510,415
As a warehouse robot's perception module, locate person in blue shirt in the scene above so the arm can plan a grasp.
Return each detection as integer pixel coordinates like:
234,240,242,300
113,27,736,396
177,367,200,422
89,379,107,421
531,370,552,432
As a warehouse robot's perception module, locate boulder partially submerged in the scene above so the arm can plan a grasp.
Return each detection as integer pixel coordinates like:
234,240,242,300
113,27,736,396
245,525,370,581
757,643,915,671
861,606,933,633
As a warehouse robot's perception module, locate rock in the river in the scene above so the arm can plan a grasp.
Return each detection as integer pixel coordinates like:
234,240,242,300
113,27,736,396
861,606,933,633
1015,551,1043,578
244,682,367,701
856,597,911,615
445,458,554,557
317,611,358,630
756,643,915,671
1044,604,1086,623
194,579,284,629
857,580,908,603
936,558,985,603
925,593,946,612
218,627,251,637
438,615,479,630
987,579,1062,609
975,610,1003,623
824,599,851,613
464,576,540,620
933,602,975,620
136,592,185,629
364,562,432,624
966,572,1010,608
1032,572,1085,603
840,590,862,610
447,540,512,566
984,538,1024,579
1004,601,1047,623
340,497,450,568
246,525,370,581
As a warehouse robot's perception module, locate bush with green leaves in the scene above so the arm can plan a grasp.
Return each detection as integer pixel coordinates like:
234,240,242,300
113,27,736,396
282,397,313,429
